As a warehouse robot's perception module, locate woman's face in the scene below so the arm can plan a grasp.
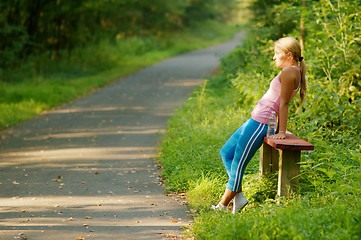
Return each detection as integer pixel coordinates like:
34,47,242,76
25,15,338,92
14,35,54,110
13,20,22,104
273,46,291,68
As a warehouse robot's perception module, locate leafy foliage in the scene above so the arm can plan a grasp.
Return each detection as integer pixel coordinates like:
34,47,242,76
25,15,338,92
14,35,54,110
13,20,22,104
0,0,238,74
0,17,28,69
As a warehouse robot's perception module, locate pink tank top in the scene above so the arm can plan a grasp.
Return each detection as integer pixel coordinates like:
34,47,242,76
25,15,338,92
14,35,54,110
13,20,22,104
251,69,300,125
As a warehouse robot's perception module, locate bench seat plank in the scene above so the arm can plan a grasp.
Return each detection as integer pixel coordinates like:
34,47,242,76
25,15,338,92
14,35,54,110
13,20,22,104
263,132,314,151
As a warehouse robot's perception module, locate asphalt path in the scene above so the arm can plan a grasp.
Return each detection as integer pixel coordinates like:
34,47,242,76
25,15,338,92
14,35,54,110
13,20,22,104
0,33,243,240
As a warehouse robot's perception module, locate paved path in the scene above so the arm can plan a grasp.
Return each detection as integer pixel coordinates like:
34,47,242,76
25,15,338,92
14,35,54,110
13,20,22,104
0,33,243,240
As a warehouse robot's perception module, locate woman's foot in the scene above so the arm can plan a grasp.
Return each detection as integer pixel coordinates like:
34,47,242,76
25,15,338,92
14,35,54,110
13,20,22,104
211,202,227,211
232,192,248,214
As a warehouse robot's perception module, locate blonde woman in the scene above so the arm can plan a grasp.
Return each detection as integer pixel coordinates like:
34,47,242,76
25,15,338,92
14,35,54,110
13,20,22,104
212,37,307,213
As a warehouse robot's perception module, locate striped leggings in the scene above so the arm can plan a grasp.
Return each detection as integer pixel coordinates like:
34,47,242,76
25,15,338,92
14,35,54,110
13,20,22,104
220,118,268,192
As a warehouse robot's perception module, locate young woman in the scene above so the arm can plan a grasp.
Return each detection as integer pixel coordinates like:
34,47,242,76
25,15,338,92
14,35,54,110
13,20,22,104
212,36,307,213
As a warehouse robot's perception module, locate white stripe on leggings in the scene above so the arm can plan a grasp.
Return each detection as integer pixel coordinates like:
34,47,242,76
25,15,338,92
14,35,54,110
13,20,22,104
233,123,265,191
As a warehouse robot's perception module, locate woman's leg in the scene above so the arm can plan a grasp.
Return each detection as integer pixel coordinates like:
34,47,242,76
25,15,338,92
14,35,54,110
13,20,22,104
212,120,249,210
220,119,250,177
227,118,267,193
220,188,239,206
220,118,267,207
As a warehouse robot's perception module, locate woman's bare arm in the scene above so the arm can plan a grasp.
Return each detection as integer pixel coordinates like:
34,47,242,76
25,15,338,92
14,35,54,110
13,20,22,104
274,66,299,139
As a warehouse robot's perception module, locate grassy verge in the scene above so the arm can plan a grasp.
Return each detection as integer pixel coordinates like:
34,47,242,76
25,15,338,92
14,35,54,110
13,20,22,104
0,21,239,129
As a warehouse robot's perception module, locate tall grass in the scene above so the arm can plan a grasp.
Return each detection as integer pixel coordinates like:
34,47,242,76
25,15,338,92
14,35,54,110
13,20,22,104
0,21,239,129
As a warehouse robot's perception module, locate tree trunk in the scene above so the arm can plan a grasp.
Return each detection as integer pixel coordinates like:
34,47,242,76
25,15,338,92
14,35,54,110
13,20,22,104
26,0,42,40
300,0,307,50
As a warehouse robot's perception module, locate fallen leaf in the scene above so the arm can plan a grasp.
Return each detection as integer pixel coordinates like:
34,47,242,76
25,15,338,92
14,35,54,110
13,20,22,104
85,216,92,219
12,181,20,185
190,209,197,213
18,233,28,240
68,217,74,221
95,172,100,175
171,220,178,223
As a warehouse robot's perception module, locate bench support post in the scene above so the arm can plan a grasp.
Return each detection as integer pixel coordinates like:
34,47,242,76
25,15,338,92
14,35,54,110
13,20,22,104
277,149,301,197
260,143,279,176
260,133,313,198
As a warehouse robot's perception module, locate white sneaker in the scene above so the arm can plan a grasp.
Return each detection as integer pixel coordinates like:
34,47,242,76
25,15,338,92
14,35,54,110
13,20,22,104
232,193,248,214
211,203,227,211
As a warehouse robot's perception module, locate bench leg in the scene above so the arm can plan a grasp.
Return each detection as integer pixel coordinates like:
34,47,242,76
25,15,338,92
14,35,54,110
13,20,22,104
260,143,279,176
277,149,301,197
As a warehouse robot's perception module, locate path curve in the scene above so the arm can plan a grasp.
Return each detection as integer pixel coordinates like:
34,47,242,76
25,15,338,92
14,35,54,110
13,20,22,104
0,33,243,240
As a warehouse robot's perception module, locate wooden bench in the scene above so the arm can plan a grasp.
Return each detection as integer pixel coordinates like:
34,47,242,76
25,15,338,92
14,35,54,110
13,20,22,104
259,131,314,198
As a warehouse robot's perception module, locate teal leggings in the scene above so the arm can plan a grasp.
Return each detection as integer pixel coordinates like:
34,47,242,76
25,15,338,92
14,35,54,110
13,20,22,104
220,118,268,192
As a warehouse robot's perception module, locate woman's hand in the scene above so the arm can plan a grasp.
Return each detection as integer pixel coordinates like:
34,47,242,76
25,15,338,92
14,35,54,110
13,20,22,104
273,132,286,139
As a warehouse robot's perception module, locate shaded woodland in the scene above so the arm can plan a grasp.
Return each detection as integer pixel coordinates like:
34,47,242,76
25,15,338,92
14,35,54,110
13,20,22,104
0,0,237,71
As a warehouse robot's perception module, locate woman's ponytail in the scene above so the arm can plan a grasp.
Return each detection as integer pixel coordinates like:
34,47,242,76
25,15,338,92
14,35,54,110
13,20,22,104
299,58,307,103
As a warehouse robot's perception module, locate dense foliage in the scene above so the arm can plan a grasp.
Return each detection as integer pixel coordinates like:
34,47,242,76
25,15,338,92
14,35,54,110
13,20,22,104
0,0,237,72
157,0,361,239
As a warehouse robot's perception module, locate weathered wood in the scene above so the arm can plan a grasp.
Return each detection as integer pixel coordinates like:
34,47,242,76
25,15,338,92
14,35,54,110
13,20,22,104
260,143,279,176
264,132,314,151
260,131,314,198
277,149,301,197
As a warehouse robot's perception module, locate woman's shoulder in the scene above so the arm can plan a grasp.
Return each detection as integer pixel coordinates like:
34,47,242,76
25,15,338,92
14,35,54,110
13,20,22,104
282,65,300,74
280,66,300,80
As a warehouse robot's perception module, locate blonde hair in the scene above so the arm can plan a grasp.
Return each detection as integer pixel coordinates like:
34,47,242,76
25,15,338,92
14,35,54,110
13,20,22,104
275,37,307,102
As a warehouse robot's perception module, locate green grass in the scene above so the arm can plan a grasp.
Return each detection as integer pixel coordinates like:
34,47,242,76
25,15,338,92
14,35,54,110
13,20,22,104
0,21,239,129
192,197,360,240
